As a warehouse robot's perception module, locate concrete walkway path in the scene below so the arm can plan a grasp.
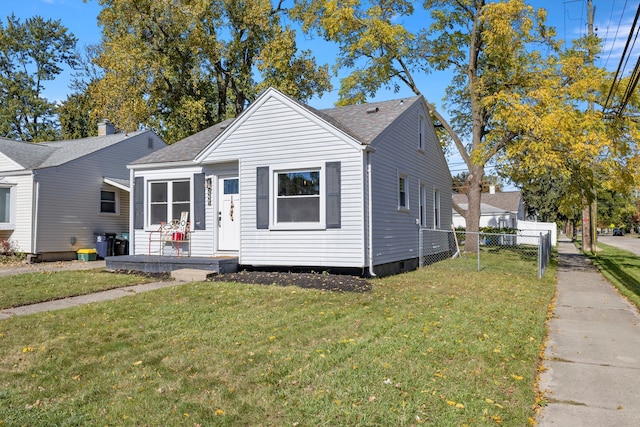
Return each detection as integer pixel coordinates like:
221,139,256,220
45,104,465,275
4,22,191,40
0,280,178,320
536,238,640,426
0,260,185,320
0,259,106,276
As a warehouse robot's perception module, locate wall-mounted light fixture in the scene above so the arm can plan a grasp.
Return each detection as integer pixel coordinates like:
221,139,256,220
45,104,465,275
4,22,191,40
206,178,213,206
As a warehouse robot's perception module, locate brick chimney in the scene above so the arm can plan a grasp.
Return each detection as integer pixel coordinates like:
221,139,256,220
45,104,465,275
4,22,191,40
97,119,115,136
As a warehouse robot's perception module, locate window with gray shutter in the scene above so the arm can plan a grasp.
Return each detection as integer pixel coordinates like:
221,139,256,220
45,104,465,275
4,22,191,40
256,166,269,229
326,162,341,228
193,173,205,230
133,176,144,229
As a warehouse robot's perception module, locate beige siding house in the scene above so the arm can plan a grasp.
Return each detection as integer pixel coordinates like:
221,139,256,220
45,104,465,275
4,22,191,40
129,88,452,275
0,123,166,261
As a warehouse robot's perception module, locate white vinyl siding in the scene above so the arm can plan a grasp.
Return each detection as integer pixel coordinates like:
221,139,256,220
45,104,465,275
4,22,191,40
198,94,366,268
0,154,22,172
0,175,34,253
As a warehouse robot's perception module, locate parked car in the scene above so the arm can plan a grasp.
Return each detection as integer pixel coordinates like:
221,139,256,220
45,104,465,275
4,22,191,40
613,228,624,236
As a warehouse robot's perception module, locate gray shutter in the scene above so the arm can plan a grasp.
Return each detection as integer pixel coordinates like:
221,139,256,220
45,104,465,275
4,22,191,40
193,173,205,230
326,162,341,229
133,176,144,229
256,166,269,229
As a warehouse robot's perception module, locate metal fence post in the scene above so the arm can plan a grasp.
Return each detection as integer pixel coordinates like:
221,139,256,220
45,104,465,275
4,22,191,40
419,228,423,268
477,232,481,272
538,232,542,279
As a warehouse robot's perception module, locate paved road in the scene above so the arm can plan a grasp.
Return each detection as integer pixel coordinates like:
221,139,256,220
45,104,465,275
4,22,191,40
598,235,640,256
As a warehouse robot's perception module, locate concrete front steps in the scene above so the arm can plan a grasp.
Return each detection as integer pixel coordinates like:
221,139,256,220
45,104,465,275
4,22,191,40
171,268,219,282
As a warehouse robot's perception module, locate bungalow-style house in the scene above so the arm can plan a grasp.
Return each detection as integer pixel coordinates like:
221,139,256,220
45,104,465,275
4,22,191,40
0,121,166,261
452,189,525,229
128,87,452,276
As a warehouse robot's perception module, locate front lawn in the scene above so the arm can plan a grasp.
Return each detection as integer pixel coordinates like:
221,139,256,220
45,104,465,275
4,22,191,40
0,269,158,310
0,254,555,426
588,242,640,308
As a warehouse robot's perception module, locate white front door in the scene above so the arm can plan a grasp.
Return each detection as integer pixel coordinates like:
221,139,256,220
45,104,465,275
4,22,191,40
218,177,240,251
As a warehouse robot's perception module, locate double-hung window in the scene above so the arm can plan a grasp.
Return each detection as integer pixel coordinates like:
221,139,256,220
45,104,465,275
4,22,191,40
100,189,118,214
276,169,321,224
419,183,427,227
398,174,409,210
257,162,340,231
433,189,441,229
419,115,426,151
149,180,190,225
0,186,14,229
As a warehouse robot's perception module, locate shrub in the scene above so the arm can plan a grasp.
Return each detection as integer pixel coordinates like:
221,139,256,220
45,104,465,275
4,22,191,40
0,238,23,258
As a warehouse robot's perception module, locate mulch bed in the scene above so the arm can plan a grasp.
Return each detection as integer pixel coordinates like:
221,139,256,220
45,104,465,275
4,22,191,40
208,270,372,293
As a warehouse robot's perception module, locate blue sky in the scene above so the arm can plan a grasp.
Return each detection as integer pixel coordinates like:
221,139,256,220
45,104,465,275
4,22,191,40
5,0,639,179
6,0,637,105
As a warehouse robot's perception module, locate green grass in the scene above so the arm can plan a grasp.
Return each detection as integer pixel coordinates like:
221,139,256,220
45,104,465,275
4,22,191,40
0,254,555,426
587,242,640,308
0,269,157,310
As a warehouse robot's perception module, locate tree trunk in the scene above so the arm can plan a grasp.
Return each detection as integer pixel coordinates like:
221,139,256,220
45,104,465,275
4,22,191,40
464,165,485,253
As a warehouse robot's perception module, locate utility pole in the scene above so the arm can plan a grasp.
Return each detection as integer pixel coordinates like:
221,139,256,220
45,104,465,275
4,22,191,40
582,0,597,253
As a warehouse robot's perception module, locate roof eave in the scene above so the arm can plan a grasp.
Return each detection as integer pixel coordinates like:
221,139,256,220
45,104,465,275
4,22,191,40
128,160,197,170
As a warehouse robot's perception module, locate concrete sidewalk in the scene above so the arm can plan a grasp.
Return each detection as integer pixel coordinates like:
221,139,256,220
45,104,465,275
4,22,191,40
536,238,640,426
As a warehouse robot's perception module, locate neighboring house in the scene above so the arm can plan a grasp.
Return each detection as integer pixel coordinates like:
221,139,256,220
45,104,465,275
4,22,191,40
129,87,452,276
451,189,525,229
0,121,166,261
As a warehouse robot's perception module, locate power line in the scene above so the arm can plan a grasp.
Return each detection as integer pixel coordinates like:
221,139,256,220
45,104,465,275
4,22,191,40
601,0,626,69
604,2,640,111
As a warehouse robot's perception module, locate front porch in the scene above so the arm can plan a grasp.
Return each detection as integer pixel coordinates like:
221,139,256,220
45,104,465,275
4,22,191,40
105,255,239,274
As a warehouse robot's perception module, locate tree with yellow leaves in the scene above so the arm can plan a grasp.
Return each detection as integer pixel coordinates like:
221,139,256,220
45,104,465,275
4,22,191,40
91,0,331,143
293,0,639,251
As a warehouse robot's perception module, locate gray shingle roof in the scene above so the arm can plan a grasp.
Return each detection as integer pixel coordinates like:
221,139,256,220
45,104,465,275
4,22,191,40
0,131,147,171
131,92,423,166
319,95,422,144
0,137,55,169
453,191,522,213
130,119,234,165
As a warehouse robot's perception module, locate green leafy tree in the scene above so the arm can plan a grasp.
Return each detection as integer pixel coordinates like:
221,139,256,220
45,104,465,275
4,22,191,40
520,173,567,222
92,0,331,143
58,91,95,139
58,44,103,139
597,190,638,232
0,14,78,141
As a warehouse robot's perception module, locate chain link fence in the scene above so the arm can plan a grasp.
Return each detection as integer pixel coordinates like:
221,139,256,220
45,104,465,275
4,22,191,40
419,228,552,278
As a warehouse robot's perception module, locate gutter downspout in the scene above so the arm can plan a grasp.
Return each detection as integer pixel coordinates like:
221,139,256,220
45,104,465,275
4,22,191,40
32,176,39,257
129,168,135,254
366,148,376,277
